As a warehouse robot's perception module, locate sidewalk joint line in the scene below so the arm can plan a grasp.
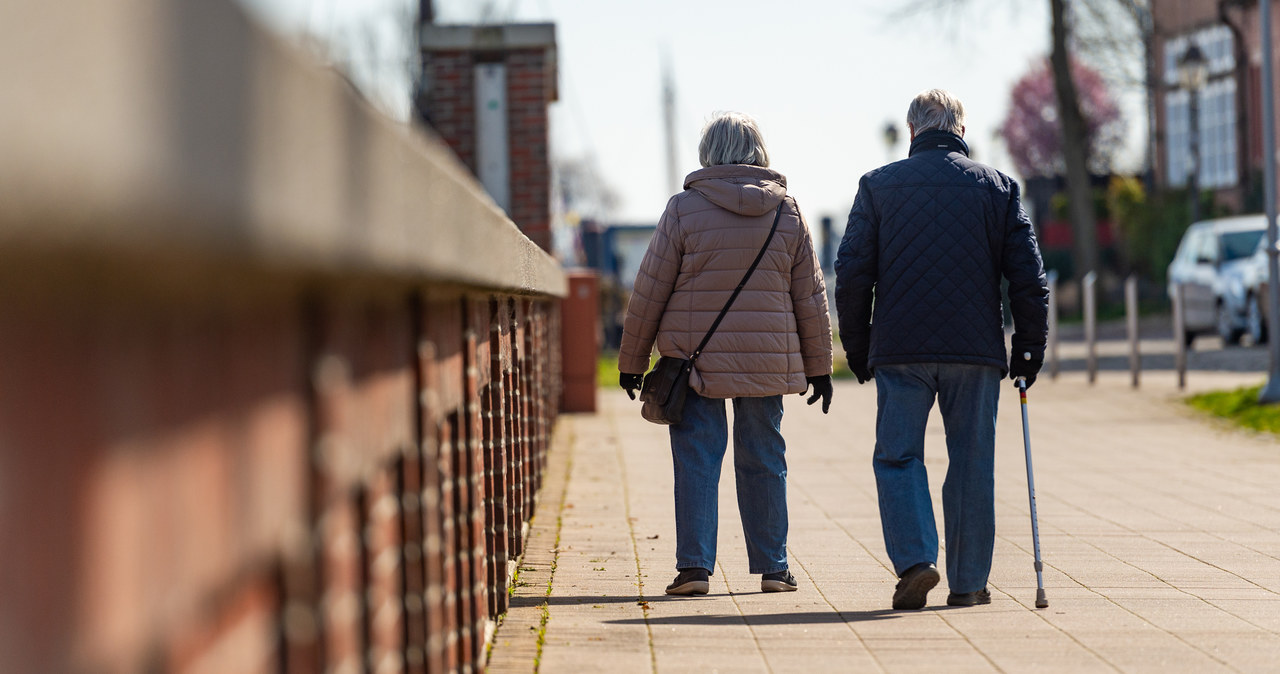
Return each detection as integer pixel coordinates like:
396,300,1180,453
610,411,658,674
1027,526,1243,670
513,416,575,673
715,561,775,674
791,480,1005,671
789,549,888,674
1046,481,1280,629
527,434,573,670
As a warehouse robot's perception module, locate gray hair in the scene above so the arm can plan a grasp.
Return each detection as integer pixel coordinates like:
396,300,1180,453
698,112,770,168
906,89,966,136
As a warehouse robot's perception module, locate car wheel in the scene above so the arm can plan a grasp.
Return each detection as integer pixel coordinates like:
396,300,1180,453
1218,302,1243,346
1248,294,1268,345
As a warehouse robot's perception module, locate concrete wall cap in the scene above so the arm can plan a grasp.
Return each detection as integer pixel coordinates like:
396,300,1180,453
0,0,566,298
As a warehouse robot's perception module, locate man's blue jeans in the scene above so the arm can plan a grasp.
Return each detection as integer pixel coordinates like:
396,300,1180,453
669,389,788,575
873,363,1001,594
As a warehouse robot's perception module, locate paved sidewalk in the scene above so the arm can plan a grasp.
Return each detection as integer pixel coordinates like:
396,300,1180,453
489,370,1280,673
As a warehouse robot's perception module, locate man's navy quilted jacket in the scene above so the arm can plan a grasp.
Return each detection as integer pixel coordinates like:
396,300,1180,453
834,129,1049,374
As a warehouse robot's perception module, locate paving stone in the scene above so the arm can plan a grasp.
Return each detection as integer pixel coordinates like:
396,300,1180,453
488,371,1280,672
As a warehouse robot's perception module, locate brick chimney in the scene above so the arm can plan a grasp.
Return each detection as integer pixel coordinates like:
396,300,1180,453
418,24,558,253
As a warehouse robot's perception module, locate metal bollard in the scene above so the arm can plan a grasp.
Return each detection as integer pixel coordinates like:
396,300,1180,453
1083,271,1098,384
1126,275,1140,388
1047,270,1059,379
1173,283,1187,390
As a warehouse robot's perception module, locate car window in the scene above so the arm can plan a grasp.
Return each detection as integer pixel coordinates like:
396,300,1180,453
1194,230,1218,263
1176,228,1203,265
1221,230,1266,262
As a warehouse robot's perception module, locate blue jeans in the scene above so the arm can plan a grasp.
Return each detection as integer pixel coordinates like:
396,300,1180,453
670,389,788,575
873,363,1001,594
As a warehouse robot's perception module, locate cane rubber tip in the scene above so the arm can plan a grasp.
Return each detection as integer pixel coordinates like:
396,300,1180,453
1035,589,1048,609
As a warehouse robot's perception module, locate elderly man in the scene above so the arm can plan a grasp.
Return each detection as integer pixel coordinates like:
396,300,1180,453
834,89,1049,610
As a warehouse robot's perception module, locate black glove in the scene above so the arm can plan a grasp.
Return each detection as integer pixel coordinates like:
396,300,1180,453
846,350,872,384
804,375,833,414
1008,350,1043,389
620,372,644,400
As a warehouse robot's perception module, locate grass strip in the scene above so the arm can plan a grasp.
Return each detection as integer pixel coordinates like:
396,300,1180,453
1186,383,1280,434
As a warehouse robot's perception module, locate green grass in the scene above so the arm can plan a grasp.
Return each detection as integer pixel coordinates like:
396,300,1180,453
1186,384,1280,435
598,351,621,387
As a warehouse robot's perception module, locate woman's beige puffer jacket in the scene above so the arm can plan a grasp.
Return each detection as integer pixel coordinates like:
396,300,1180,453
618,164,833,398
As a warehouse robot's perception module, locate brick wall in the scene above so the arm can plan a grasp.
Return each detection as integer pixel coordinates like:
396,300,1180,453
0,2,566,672
0,267,560,674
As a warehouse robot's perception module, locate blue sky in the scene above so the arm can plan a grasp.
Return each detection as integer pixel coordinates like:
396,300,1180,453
238,0,1144,226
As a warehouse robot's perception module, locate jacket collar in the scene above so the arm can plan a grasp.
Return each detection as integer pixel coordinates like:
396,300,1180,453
908,129,970,158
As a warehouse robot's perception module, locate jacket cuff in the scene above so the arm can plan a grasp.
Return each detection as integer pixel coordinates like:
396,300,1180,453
1009,336,1046,361
803,355,833,378
618,354,651,375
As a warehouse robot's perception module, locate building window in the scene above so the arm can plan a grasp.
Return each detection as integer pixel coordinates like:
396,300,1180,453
1164,26,1238,190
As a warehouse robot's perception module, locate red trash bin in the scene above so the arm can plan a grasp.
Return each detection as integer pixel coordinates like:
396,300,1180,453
560,269,600,412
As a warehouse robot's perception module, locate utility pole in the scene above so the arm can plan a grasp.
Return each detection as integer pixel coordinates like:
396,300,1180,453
1259,0,1280,403
661,52,679,197
412,0,434,126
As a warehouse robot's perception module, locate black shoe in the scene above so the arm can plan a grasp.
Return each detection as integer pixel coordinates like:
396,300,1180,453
761,570,798,593
892,562,940,610
665,568,710,596
946,588,992,606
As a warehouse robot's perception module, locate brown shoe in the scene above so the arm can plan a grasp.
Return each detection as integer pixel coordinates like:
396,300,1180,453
946,588,992,606
892,563,940,610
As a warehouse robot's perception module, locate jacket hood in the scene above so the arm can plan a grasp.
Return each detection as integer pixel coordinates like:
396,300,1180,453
683,165,787,216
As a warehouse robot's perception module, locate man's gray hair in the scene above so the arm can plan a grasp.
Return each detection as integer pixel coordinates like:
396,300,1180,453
906,89,966,136
698,112,770,168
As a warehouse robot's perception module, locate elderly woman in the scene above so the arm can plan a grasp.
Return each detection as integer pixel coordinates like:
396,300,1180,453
618,112,833,596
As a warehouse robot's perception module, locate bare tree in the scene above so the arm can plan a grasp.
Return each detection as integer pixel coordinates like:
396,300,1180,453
1071,0,1156,190
1050,0,1099,278
896,0,1155,279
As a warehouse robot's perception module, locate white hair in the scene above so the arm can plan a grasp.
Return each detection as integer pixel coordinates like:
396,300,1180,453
698,112,770,168
906,89,966,136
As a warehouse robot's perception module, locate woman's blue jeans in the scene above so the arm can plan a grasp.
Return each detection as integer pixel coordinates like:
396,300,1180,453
873,363,1001,594
670,389,788,575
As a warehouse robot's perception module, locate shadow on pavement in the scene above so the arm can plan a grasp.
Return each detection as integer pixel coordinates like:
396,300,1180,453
508,595,654,608
605,609,902,626
1056,347,1269,373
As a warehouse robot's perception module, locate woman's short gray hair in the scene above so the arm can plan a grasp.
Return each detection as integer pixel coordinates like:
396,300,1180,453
906,89,966,136
698,112,770,168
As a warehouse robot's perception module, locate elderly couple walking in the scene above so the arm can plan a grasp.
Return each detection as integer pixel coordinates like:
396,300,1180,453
616,89,1050,610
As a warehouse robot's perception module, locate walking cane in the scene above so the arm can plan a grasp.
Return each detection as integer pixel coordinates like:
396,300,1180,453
1016,372,1049,609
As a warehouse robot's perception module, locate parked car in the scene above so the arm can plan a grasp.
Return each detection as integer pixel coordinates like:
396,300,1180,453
1167,215,1267,346
1222,234,1274,345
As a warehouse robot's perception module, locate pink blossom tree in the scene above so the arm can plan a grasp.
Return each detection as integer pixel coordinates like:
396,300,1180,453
1001,58,1125,179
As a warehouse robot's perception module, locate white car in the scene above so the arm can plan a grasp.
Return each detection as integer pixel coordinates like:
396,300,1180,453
1221,234,1274,344
1167,215,1267,346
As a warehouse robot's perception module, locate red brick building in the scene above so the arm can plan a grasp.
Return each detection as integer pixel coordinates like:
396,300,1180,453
1152,0,1280,212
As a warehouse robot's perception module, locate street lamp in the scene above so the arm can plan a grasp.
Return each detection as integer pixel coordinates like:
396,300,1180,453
1257,0,1280,403
883,122,900,163
1178,43,1209,224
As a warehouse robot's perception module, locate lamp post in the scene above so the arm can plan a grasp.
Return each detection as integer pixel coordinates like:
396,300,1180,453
883,122,900,163
1257,0,1280,403
1178,43,1209,225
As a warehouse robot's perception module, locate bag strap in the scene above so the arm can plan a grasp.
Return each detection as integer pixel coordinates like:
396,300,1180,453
689,199,786,364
